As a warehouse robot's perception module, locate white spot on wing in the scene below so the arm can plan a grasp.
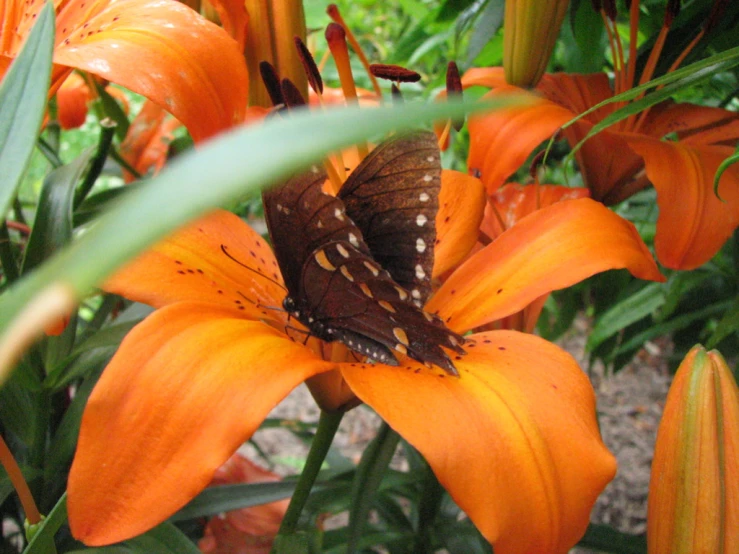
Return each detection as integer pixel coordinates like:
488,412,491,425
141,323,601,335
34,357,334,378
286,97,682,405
415,264,426,279
419,192,430,202
416,214,427,227
416,238,426,253
423,174,433,182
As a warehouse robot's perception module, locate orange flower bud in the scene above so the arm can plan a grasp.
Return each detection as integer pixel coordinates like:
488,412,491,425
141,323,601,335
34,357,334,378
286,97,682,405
648,345,739,554
503,0,570,87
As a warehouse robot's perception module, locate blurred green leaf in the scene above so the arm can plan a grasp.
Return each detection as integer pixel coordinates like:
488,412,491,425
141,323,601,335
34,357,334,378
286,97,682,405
707,298,739,348
563,0,606,73
465,0,504,66
170,481,298,521
617,300,733,356
0,98,513,387
348,423,400,553
121,522,201,554
587,282,665,353
0,2,54,220
578,523,646,554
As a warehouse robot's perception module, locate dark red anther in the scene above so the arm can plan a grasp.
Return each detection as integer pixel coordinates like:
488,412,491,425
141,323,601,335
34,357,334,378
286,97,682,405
281,78,306,108
259,61,284,107
665,0,681,26
705,0,728,33
446,61,464,131
369,64,422,83
602,0,617,20
325,22,346,44
294,36,323,94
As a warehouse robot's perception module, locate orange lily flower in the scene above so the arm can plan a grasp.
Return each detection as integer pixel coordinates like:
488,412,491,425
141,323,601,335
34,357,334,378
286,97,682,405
67,158,664,552
463,1,739,270
54,72,129,130
199,453,289,554
0,0,248,142
475,182,590,333
119,100,181,182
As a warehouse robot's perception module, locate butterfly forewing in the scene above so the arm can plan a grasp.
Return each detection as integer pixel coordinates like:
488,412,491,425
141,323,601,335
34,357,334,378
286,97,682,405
338,131,441,305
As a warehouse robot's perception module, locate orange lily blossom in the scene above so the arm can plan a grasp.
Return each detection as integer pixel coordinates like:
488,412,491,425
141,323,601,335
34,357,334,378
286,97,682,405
67,151,664,552
462,1,739,270
0,0,248,142
474,182,591,333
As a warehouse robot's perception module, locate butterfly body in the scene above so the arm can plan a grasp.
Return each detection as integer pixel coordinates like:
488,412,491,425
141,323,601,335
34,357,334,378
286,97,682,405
263,131,465,373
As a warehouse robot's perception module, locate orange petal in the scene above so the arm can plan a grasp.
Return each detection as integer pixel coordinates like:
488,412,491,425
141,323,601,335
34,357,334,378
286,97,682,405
482,183,590,239
205,0,247,50
427,198,664,333
53,0,248,142
562,121,646,204
120,100,181,182
104,210,288,327
67,302,334,546
460,67,508,89
55,73,91,129
640,102,739,146
341,331,616,554
467,88,573,193
433,170,486,277
622,136,739,269
536,72,614,122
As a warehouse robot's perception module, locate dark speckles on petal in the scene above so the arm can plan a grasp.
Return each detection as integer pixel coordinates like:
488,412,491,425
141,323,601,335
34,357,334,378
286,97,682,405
498,346,506,351
177,270,186,275
497,288,503,294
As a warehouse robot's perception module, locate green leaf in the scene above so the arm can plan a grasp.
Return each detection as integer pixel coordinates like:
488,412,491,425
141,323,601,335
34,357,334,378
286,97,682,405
714,146,739,200
121,522,200,554
0,2,54,220
616,300,734,356
170,481,298,521
707,298,739,348
44,319,141,390
587,282,665,352
464,0,504,66
577,523,646,554
0,98,515,387
22,150,95,273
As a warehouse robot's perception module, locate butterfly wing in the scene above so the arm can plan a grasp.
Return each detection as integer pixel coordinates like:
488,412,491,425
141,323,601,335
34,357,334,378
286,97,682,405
338,131,441,306
264,164,464,372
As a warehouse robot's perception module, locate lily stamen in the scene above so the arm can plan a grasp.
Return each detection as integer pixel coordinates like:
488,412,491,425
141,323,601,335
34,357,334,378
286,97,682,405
326,3,382,97
325,22,368,157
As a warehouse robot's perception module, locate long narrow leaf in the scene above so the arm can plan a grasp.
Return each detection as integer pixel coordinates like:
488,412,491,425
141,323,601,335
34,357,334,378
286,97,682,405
0,2,54,220
0,98,513,386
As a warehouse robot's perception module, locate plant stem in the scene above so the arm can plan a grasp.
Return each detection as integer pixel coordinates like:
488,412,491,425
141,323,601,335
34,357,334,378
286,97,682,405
277,409,343,535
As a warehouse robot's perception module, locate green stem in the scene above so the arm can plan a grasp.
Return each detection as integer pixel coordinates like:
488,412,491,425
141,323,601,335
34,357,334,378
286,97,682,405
276,409,343,536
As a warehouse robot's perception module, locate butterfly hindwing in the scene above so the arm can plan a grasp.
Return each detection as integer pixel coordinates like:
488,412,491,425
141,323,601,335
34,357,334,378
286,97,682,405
338,131,441,305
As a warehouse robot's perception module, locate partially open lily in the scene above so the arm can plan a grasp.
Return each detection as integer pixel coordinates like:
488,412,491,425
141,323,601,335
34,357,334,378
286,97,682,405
647,345,738,554
0,0,248,142
463,0,739,270
475,182,590,333
67,156,664,552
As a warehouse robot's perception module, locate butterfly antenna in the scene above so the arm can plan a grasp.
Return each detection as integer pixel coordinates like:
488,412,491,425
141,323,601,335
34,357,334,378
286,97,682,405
220,244,287,292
